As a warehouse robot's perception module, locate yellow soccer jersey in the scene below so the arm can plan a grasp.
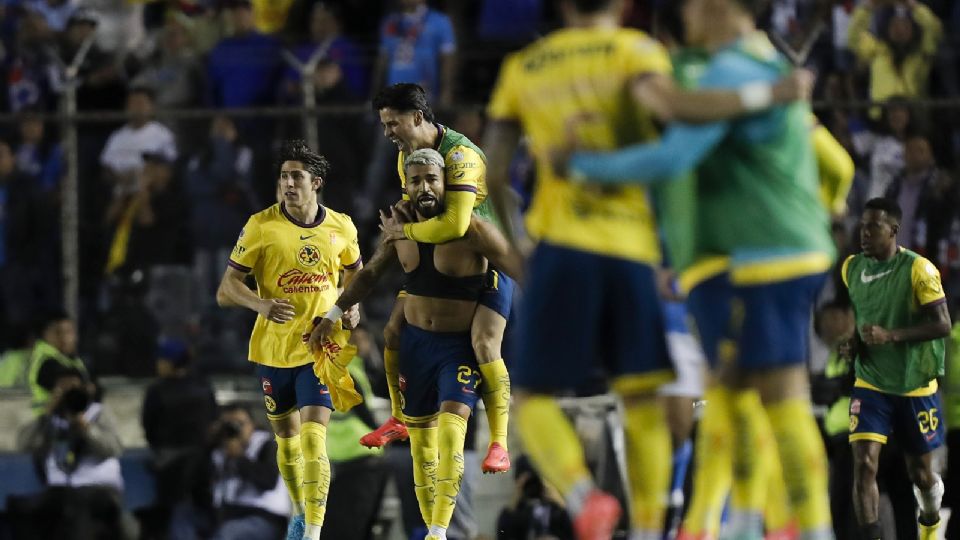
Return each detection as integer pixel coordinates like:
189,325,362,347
488,27,671,264
229,203,362,368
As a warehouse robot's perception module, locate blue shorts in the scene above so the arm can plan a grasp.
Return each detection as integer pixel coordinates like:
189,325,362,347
686,272,825,370
399,325,482,422
479,267,514,320
849,385,945,455
513,242,672,394
257,363,333,418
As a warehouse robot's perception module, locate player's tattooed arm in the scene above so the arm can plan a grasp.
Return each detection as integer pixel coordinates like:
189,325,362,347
861,302,952,345
334,237,400,312
467,216,524,282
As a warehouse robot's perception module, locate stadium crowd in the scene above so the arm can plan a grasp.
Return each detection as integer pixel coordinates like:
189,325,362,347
0,0,959,539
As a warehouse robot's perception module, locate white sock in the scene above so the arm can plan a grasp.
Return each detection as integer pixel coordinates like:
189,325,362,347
293,501,305,516
303,524,321,540
723,510,764,540
427,524,447,539
913,473,944,516
564,478,594,516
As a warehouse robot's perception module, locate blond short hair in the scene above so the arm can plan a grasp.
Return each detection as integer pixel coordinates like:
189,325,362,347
404,148,445,172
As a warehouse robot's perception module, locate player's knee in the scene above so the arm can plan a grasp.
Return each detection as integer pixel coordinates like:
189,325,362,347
907,461,936,491
853,451,879,483
471,332,501,364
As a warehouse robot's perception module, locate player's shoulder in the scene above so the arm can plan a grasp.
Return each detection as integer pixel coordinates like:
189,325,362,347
908,252,940,278
247,203,282,226
445,144,483,166
322,205,358,234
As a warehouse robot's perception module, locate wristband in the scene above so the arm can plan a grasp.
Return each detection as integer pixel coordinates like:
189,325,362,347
739,82,773,111
324,305,344,322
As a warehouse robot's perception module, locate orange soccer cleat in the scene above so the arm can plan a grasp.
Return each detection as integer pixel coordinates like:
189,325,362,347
573,490,622,540
359,416,409,448
481,442,511,473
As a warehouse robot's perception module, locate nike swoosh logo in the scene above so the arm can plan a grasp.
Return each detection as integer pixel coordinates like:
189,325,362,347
300,235,316,240
860,269,893,283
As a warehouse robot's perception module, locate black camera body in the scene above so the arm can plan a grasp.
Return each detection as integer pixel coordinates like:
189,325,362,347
215,419,244,442
57,387,91,416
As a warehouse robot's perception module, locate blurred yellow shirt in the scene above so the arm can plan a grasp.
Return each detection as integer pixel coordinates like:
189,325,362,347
488,27,670,264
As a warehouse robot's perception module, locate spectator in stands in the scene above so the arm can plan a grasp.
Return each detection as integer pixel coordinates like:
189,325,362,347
141,338,218,538
176,404,290,540
24,0,75,33
99,86,177,196
884,133,957,261
372,0,456,106
206,0,281,110
0,139,60,340
130,14,206,146
14,108,63,194
14,366,135,540
251,0,293,35
104,150,191,274
57,8,127,112
185,114,257,304
91,268,159,377
7,9,59,112
27,310,90,415
848,0,942,107
79,0,146,57
495,455,574,540
280,2,368,105
851,96,917,199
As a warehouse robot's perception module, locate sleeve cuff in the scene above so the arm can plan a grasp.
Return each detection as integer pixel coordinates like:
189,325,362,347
344,257,362,270
227,259,251,272
921,297,946,307
447,185,478,193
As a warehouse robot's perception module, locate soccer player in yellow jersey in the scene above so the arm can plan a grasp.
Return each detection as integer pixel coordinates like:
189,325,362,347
361,83,515,474
482,0,823,538
216,140,363,540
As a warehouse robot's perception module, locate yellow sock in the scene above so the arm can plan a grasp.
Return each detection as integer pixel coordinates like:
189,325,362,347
682,386,733,538
275,433,305,513
384,348,403,420
300,422,331,528
763,441,793,533
765,398,832,535
729,390,774,535
478,359,510,448
408,426,439,526
919,519,941,540
516,395,592,495
622,399,671,532
432,412,468,528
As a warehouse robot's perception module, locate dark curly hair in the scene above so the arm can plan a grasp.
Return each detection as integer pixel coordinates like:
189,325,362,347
372,83,435,123
278,139,330,181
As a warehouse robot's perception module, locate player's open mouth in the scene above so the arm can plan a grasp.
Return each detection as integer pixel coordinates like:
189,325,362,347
418,195,436,206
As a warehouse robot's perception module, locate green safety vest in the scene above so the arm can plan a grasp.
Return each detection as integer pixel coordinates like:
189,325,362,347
27,340,88,414
0,349,31,388
945,324,960,430
326,357,383,462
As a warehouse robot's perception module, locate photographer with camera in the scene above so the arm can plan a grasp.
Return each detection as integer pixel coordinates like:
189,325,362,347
14,366,133,539
176,404,291,540
495,456,573,540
